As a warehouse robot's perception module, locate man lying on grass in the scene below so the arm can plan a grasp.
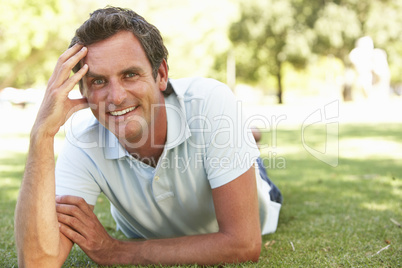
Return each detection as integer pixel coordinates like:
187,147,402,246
14,6,282,267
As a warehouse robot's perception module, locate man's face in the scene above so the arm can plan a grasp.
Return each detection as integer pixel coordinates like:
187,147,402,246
82,30,168,146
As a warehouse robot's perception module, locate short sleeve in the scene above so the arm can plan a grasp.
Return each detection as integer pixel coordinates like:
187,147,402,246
200,81,260,188
55,138,101,206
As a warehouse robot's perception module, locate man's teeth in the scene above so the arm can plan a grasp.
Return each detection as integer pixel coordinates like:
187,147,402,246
110,106,136,116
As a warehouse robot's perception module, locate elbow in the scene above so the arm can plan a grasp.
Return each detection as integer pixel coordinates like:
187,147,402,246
14,216,62,267
17,252,62,268
244,235,262,263
229,234,262,264
15,236,62,268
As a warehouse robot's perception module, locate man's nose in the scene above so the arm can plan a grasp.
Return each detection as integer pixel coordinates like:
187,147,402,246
108,80,127,105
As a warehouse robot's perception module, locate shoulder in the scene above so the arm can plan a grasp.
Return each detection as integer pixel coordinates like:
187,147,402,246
63,110,103,149
170,77,233,101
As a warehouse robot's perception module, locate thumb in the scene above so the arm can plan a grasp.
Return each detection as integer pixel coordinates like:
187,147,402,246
65,97,89,120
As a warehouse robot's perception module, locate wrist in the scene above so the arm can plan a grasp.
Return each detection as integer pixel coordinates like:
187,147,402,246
95,238,128,266
28,127,56,158
106,238,141,266
30,123,58,142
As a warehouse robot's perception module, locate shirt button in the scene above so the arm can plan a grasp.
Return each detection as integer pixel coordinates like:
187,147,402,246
154,176,160,181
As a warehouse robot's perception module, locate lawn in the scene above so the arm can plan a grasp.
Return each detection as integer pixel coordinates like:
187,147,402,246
1,119,401,267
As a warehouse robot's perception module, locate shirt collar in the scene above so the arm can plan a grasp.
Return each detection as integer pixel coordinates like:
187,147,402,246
164,83,192,150
104,128,127,159
104,80,191,159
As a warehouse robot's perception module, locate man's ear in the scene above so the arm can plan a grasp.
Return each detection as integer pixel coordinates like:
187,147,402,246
78,84,86,98
157,59,169,92
78,77,88,97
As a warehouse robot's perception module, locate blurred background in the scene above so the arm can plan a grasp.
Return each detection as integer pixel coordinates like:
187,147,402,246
1,1,401,266
0,0,401,140
1,0,402,104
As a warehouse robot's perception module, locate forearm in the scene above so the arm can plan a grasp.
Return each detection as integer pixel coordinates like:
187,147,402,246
55,163,261,267
14,132,65,265
109,167,262,266
14,43,88,267
106,231,260,266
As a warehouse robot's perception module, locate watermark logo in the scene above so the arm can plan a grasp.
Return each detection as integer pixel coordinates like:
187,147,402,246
301,100,339,167
63,98,340,169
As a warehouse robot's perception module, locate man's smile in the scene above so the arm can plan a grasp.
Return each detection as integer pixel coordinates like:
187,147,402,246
109,106,137,116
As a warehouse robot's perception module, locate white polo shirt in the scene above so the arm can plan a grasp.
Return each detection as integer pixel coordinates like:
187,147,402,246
56,77,280,238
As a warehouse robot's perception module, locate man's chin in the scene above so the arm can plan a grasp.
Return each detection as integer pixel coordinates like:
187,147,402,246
113,126,149,148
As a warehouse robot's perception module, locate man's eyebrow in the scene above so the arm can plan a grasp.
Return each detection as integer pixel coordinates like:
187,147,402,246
85,67,144,78
119,66,144,75
85,71,104,78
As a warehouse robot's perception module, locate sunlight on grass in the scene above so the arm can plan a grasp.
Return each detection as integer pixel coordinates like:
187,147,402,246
0,165,25,173
258,122,402,267
340,138,402,159
361,202,392,211
0,177,21,186
260,144,302,157
1,108,401,267
0,138,29,155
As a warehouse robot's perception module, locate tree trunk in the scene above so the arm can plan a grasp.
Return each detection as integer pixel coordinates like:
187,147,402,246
276,62,283,104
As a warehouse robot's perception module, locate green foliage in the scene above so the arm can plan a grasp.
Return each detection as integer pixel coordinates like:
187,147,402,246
2,0,402,97
0,0,238,89
0,0,68,88
147,0,237,81
2,122,401,267
228,0,315,103
364,0,402,84
229,0,308,80
313,2,361,60
225,0,402,101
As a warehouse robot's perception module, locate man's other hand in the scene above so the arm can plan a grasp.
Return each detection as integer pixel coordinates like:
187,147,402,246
56,195,117,265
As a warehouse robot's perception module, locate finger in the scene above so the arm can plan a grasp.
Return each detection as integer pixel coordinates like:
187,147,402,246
56,203,87,223
60,63,89,97
55,47,88,88
56,204,93,236
56,195,86,205
55,64,89,110
57,206,98,242
51,46,88,90
65,97,89,118
59,43,85,66
57,209,87,228
59,221,86,245
48,44,84,85
56,195,93,216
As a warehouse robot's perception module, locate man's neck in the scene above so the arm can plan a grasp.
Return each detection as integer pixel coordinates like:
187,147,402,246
122,105,167,168
126,140,166,168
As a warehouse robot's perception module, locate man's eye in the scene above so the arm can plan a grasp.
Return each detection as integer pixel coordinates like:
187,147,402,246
92,79,105,85
125,73,137,78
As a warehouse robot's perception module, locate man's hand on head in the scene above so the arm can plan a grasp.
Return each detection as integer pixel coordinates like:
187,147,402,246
33,44,89,138
55,195,117,265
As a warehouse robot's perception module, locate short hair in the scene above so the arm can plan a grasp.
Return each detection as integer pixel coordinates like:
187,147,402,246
70,6,173,95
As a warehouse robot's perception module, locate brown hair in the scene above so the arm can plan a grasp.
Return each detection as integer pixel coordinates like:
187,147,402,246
70,6,173,95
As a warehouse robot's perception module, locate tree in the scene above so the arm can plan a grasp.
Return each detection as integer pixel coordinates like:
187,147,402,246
228,0,317,104
0,0,90,89
363,0,402,86
225,0,402,103
0,0,237,90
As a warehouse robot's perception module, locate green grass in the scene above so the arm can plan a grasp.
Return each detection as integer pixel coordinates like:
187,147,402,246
1,123,401,267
